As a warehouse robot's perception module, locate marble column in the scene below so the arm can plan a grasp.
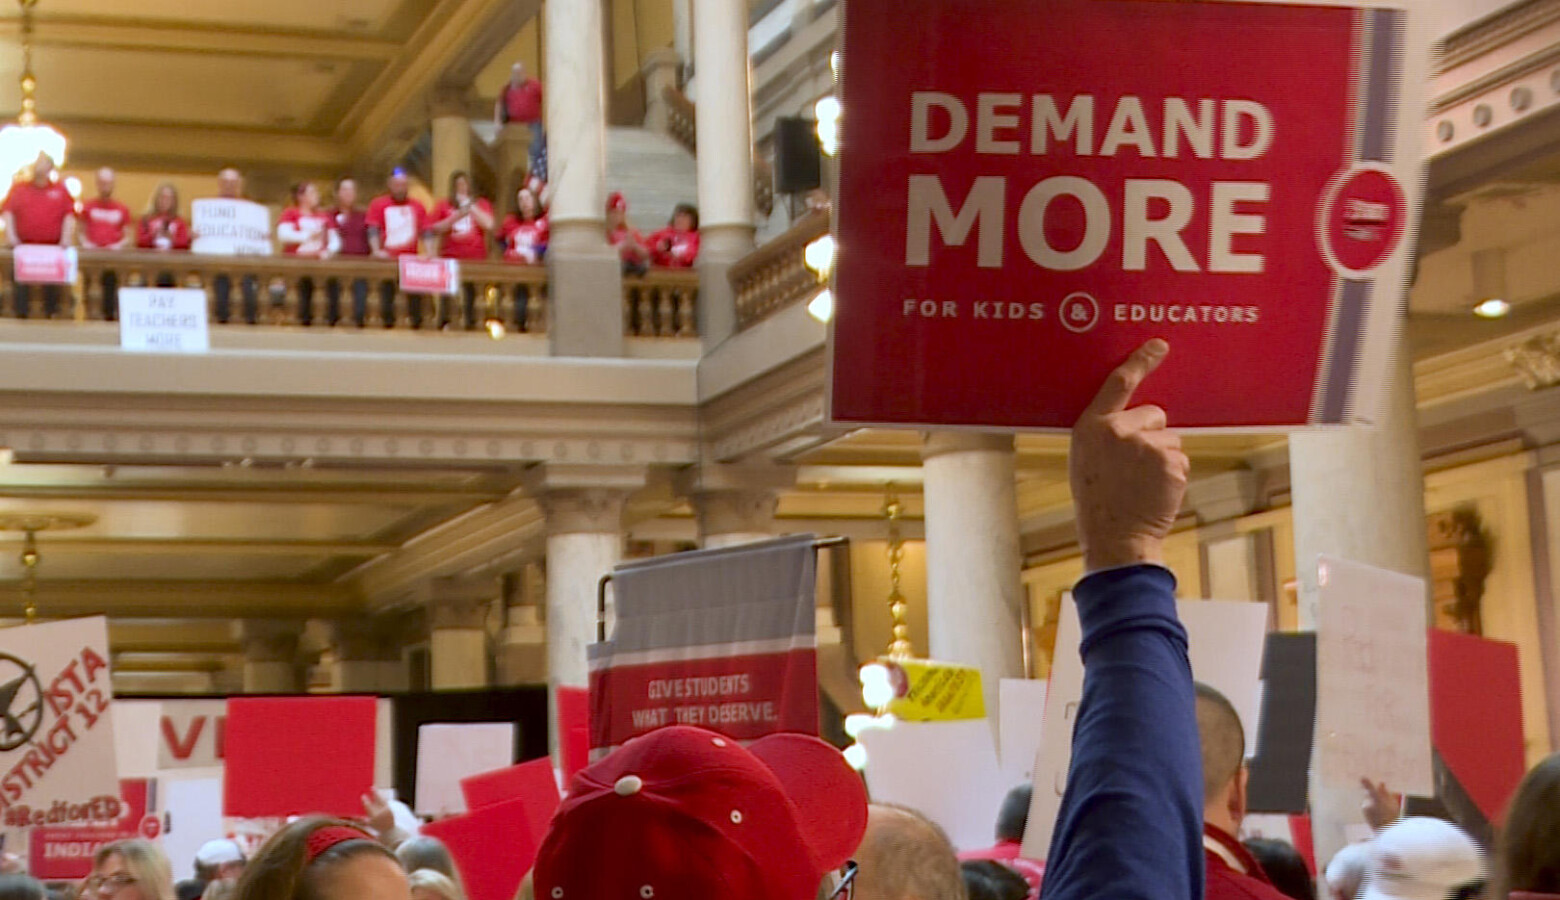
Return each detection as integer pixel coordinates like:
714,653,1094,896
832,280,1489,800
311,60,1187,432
673,0,694,70
921,432,1026,720
1290,344,1430,867
545,0,622,357
237,620,303,694
692,0,756,345
330,619,407,693
641,48,683,136
427,576,495,690
496,563,549,686
430,86,473,199
676,464,794,548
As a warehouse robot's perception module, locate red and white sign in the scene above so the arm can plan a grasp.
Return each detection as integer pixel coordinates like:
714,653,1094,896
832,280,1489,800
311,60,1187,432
157,699,226,770
831,0,1425,430
13,245,77,284
28,779,155,881
399,256,461,295
588,535,820,750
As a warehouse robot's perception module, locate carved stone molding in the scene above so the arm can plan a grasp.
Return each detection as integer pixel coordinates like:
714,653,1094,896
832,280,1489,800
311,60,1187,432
533,488,632,535
236,619,303,663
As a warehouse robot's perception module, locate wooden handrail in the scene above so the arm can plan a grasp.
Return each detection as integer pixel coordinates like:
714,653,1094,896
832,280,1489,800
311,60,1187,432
731,209,830,329
0,250,701,339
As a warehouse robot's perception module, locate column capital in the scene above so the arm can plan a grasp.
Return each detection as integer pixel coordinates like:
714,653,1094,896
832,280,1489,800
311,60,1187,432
429,83,472,118
920,431,1015,461
234,619,303,663
675,464,794,541
329,618,400,662
422,576,498,630
525,465,646,535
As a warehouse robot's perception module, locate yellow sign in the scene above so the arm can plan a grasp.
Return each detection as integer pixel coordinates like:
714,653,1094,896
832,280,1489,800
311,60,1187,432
884,658,985,721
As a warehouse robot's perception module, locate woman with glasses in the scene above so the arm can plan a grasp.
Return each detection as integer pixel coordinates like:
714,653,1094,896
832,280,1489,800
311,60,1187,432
85,840,174,900
232,817,409,900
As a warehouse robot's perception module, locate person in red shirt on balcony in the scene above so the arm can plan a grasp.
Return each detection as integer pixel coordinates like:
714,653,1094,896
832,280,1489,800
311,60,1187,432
496,62,546,170
77,167,133,320
326,177,371,328
2,153,75,319
499,185,547,332
606,191,649,276
429,170,493,329
277,181,341,328
366,169,429,329
645,203,700,268
136,182,191,289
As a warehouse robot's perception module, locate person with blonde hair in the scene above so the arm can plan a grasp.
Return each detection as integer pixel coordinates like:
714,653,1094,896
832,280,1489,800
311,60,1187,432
88,839,176,900
232,817,407,900
408,869,463,900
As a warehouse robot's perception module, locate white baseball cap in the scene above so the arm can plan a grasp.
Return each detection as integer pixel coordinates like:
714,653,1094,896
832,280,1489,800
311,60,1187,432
195,839,244,867
1361,818,1485,900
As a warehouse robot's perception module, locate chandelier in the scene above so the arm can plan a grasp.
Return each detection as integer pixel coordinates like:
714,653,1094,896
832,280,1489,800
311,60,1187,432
0,0,67,181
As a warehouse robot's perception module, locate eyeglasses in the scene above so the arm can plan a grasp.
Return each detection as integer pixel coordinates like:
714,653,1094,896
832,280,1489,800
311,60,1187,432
85,875,138,895
828,861,858,900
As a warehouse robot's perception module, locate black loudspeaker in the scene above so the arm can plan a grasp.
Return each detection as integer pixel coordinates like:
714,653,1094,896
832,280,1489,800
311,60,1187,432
774,116,823,194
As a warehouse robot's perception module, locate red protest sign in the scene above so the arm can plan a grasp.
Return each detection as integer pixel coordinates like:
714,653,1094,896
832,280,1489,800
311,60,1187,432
589,650,818,747
29,779,154,881
555,687,589,781
398,256,460,295
459,757,559,816
423,797,545,900
831,0,1420,429
13,245,77,284
223,697,376,818
1427,630,1525,822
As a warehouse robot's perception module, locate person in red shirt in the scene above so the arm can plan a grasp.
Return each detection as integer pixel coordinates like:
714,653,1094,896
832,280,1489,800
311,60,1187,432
499,185,548,332
645,203,701,268
366,169,430,329
137,183,192,252
77,167,133,320
277,181,340,327
959,785,1045,899
606,191,648,276
1197,683,1294,900
2,153,76,319
495,62,546,167
430,171,493,330
325,177,371,327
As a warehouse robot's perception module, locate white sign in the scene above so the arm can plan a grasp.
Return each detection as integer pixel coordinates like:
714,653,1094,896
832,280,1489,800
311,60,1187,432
156,699,226,771
1315,555,1433,795
1023,598,1270,860
860,720,1009,851
111,701,163,779
13,245,77,284
414,723,515,816
998,679,1048,786
119,289,210,354
0,617,120,830
191,198,273,256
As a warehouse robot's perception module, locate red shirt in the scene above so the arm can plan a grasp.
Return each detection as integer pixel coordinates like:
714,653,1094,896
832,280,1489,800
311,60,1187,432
333,207,370,256
959,840,1044,899
1205,826,1293,900
608,225,646,263
277,207,335,256
79,198,132,248
645,226,700,268
431,197,493,260
3,180,74,244
500,214,549,263
137,214,191,251
366,195,428,256
503,79,544,123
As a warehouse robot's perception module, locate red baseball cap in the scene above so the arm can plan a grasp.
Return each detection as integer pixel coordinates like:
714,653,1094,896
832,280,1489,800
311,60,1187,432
606,191,627,212
533,725,868,899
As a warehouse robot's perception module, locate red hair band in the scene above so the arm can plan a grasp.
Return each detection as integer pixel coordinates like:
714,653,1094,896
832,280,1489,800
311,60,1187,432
304,825,373,863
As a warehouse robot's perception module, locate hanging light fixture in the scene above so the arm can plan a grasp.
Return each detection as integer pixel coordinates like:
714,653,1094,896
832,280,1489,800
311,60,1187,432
0,512,96,623
0,0,68,182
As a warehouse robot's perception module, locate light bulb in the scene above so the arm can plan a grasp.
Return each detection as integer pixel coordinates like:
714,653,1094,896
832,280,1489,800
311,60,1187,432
807,289,834,323
64,176,81,199
816,119,840,157
844,713,876,739
485,318,506,339
815,96,842,125
860,662,895,708
843,743,868,770
804,234,836,275
1473,298,1510,319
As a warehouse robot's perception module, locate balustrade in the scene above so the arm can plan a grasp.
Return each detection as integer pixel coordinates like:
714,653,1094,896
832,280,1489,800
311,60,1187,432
730,209,829,329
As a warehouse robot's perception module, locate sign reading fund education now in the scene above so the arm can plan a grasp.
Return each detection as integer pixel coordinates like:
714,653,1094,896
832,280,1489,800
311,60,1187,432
831,0,1422,429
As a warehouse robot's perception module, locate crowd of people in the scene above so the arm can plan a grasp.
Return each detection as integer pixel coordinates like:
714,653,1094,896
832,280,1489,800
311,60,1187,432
0,149,701,328
0,344,1547,899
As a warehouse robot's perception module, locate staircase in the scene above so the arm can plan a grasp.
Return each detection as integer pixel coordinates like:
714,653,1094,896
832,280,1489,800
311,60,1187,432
606,126,700,233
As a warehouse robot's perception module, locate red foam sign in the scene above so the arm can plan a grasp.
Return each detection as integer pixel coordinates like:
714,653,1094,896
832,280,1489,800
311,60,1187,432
557,686,591,780
831,0,1414,429
459,758,561,842
423,797,545,900
223,696,377,818
1427,630,1525,821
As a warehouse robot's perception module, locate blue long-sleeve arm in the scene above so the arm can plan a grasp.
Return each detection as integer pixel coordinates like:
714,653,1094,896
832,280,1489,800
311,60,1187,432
1038,565,1204,900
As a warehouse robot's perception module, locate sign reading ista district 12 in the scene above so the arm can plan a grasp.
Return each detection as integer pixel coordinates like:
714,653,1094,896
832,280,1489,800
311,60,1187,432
830,0,1425,430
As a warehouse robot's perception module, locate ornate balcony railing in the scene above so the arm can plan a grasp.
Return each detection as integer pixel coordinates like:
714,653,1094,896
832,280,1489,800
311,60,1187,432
731,209,830,330
0,250,700,340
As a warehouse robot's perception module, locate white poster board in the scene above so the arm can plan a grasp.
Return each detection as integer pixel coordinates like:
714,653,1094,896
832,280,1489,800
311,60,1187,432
998,678,1048,786
1315,555,1433,795
162,776,224,882
414,723,515,816
1023,598,1270,859
119,288,210,354
112,701,163,779
860,719,1009,851
0,617,120,830
191,198,273,256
